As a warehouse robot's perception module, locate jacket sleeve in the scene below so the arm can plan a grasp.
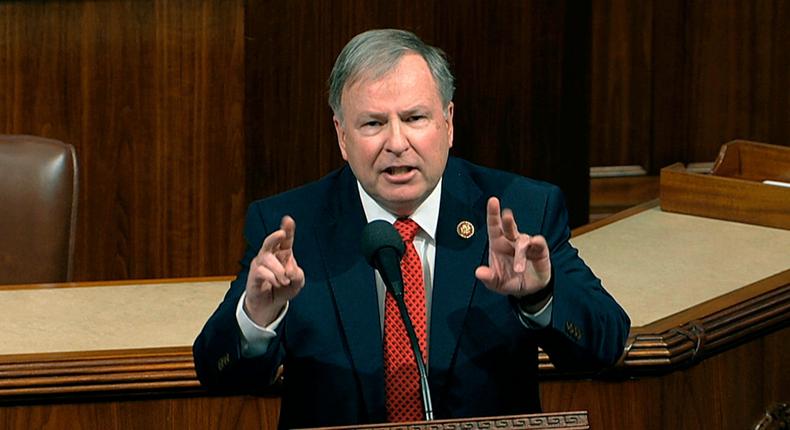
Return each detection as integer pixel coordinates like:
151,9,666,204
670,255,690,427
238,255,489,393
533,186,631,371
192,203,285,392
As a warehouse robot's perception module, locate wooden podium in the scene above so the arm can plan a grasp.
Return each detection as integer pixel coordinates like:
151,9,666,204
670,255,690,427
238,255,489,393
0,142,788,429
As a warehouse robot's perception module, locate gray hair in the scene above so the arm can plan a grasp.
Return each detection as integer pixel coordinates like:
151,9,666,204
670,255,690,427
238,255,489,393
328,29,455,121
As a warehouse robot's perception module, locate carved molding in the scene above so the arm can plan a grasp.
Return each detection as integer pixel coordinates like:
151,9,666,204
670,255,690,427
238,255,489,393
538,275,789,375
313,413,590,430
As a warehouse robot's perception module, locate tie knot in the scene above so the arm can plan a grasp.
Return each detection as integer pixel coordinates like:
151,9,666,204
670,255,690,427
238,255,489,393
394,218,420,242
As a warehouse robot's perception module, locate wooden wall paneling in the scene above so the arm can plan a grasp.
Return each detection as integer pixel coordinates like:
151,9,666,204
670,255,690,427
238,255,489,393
589,0,653,168
541,378,664,430
245,0,591,227
685,2,760,162
762,320,790,402
443,1,591,227
649,0,689,173
558,1,592,228
592,0,790,173
140,0,246,280
244,0,344,203
0,396,281,430
0,0,246,282
763,1,790,148
655,0,790,169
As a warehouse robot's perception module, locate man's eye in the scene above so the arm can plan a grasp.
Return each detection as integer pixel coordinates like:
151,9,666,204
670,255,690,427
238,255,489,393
363,121,381,127
406,115,426,122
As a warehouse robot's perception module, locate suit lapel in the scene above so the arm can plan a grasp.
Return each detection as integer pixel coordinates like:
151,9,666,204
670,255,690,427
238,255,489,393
429,159,488,392
315,167,385,421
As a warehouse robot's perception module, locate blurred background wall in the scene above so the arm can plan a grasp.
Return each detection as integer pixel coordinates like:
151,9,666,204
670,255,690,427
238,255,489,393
1,0,787,282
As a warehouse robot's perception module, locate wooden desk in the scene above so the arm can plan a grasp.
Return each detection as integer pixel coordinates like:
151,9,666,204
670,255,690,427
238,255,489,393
571,203,789,362
540,203,790,429
1,204,788,429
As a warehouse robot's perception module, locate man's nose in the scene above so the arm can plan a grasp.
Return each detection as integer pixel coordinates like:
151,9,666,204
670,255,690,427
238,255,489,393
384,121,409,154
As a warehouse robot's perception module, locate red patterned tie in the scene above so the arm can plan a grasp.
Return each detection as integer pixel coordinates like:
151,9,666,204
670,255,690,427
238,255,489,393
384,218,427,423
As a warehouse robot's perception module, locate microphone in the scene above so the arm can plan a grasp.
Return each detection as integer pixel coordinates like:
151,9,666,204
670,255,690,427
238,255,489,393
360,220,406,298
360,220,434,421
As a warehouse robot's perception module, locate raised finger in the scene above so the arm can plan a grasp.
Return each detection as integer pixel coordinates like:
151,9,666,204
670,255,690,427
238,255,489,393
279,215,296,252
501,208,520,241
486,197,504,241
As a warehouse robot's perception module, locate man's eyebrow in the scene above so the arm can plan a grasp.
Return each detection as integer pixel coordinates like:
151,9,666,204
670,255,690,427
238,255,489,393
356,111,387,120
400,106,430,116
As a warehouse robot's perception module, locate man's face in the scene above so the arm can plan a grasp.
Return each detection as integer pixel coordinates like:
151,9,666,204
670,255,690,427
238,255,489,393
334,53,454,216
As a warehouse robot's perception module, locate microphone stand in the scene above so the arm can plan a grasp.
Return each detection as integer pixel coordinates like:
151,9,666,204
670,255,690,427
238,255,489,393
362,227,433,422
390,289,434,421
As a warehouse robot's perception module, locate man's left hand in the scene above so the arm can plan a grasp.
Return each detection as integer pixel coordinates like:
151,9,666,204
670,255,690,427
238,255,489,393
475,197,552,297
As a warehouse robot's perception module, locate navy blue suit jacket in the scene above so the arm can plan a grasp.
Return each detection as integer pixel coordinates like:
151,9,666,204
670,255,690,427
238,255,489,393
193,157,630,429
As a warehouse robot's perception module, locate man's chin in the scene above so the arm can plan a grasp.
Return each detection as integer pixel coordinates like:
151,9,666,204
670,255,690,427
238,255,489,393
374,190,427,216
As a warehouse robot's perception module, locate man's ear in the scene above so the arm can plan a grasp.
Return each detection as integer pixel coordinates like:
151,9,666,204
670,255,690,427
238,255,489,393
333,116,349,160
446,102,455,148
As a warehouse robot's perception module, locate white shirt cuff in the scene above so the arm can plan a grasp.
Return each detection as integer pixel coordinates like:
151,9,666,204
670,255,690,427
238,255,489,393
516,296,553,329
236,291,288,357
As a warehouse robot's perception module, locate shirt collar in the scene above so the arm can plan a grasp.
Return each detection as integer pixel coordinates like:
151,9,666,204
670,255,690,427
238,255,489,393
356,179,442,242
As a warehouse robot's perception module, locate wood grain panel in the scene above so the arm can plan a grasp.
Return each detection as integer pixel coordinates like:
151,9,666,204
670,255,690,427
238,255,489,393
589,0,652,168
685,1,790,162
649,0,689,172
590,0,790,175
0,395,281,430
0,0,246,281
541,326,790,430
589,175,659,223
4,0,789,280
245,0,591,227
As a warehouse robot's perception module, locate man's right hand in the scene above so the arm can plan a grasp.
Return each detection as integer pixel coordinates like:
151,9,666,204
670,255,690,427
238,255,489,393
244,215,305,326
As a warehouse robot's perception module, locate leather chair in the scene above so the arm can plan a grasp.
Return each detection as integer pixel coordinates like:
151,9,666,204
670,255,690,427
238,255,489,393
0,135,78,284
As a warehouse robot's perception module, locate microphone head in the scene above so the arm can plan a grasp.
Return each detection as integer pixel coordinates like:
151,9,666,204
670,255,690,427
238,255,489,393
360,220,405,267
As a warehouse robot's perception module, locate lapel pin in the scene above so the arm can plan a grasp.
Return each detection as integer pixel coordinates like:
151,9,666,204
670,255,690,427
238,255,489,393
456,220,474,239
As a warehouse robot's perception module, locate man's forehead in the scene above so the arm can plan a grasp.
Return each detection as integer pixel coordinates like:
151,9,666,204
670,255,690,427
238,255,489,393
349,52,423,82
341,56,440,107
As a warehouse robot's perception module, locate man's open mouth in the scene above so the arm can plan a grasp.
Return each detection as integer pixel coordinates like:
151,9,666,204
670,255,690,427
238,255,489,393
384,166,415,175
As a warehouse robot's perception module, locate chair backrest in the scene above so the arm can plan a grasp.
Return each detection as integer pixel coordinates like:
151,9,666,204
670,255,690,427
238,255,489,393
0,135,78,284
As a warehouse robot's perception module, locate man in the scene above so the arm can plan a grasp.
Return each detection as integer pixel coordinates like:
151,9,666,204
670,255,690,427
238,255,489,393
193,29,630,429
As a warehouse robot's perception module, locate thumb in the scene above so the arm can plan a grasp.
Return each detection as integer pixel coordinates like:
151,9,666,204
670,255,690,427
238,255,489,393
475,266,498,289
